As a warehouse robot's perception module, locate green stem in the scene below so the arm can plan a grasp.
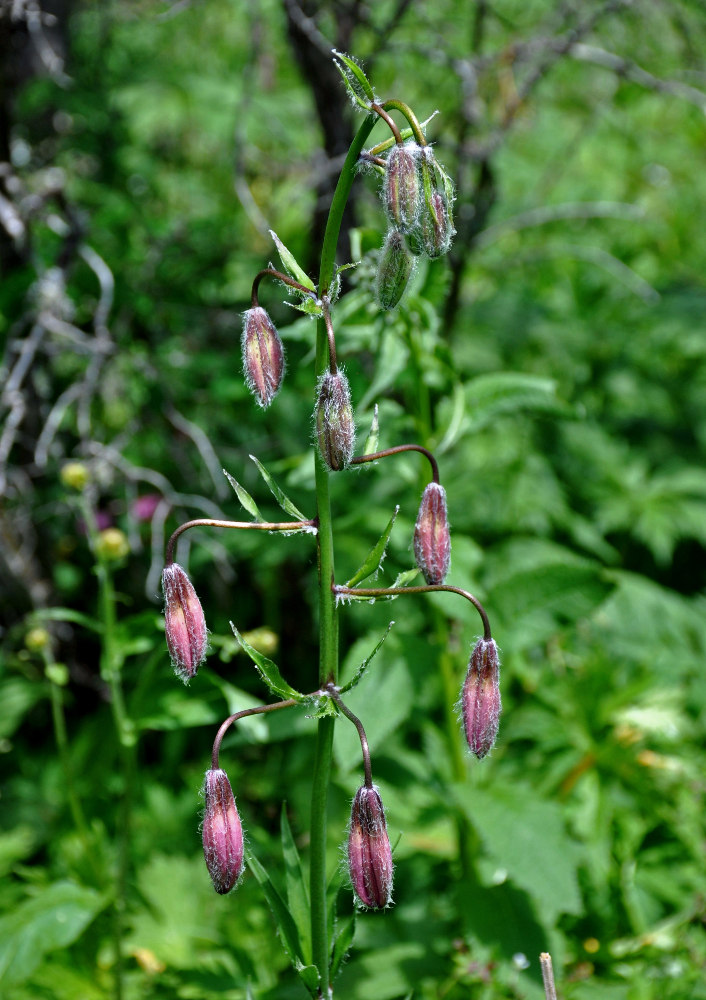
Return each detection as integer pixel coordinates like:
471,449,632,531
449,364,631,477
310,112,377,999
381,99,427,146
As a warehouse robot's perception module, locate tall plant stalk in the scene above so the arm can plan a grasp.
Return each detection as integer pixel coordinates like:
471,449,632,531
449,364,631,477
310,112,376,995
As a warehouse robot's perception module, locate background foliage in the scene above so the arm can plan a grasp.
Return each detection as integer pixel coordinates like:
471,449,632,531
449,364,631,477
2,1,706,997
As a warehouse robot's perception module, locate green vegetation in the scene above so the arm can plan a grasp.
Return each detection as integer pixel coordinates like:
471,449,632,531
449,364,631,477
2,2,706,998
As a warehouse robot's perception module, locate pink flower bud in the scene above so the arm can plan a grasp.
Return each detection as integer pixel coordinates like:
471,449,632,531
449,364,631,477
460,638,501,759
383,143,421,233
419,189,453,259
202,768,244,894
315,370,355,471
348,784,393,909
242,306,285,408
413,482,451,585
161,562,208,682
376,229,414,310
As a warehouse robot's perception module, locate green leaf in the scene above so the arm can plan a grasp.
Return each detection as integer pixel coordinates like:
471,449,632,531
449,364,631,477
464,372,570,432
345,506,399,587
230,623,304,701
330,912,355,980
223,469,264,521
246,848,304,966
281,805,311,964
392,568,421,588
332,50,374,109
30,607,102,633
269,230,317,293
362,403,380,456
454,783,583,924
0,881,106,987
340,622,395,694
249,455,309,521
0,678,44,741
295,963,320,995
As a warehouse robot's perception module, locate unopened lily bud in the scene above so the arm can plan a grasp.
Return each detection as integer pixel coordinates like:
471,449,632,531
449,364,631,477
315,370,355,471
460,638,501,760
242,306,285,408
202,768,244,894
413,482,450,585
348,784,393,909
383,143,421,233
376,229,413,310
161,562,208,682
419,189,453,259
95,527,130,562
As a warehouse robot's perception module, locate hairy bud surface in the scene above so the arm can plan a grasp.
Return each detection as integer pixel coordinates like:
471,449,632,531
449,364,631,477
383,143,421,233
315,370,355,471
162,562,208,682
348,784,393,909
376,229,413,310
242,306,285,408
413,482,451,585
419,189,453,259
460,638,501,759
202,768,244,894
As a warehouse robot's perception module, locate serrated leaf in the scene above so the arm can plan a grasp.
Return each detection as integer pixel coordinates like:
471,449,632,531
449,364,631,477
281,805,311,964
0,881,106,987
362,404,379,456
223,469,264,521
340,622,394,693
230,623,304,701
345,506,399,587
269,230,316,292
249,455,309,521
246,849,305,967
455,784,583,924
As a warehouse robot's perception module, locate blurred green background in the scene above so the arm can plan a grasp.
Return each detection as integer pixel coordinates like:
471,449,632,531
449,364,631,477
2,1,706,997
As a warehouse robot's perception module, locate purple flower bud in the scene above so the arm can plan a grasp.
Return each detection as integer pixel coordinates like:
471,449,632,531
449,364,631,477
348,784,393,909
460,638,501,759
242,306,285,408
315,370,355,471
202,768,244,894
413,482,451,585
376,229,414,311
419,189,453,259
383,143,421,233
161,562,208,682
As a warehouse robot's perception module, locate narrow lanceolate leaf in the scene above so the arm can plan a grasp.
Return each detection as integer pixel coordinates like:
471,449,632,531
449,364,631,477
295,963,320,996
345,506,399,587
281,805,312,964
223,469,264,521
340,622,395,694
249,455,308,522
330,912,355,980
362,404,380,456
230,623,304,701
332,49,374,109
392,568,421,589
246,848,305,967
269,230,317,292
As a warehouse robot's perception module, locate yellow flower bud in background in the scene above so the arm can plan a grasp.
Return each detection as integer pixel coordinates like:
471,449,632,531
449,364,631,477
95,528,130,561
60,462,90,491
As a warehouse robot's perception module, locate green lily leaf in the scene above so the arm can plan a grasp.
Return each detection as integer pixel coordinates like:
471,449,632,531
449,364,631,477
270,230,316,293
223,469,264,522
249,455,309,522
345,506,399,587
230,623,304,701
340,622,395,694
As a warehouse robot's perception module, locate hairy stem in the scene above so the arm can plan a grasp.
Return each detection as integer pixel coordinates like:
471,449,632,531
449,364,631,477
165,517,317,565
350,443,440,483
334,583,492,641
311,111,377,998
326,684,373,788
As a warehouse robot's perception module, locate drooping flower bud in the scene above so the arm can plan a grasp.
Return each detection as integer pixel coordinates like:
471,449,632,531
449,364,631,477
315,370,355,471
241,306,285,408
376,229,414,310
348,784,393,909
383,142,421,233
460,638,501,759
413,482,451,585
161,562,208,682
202,768,244,894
